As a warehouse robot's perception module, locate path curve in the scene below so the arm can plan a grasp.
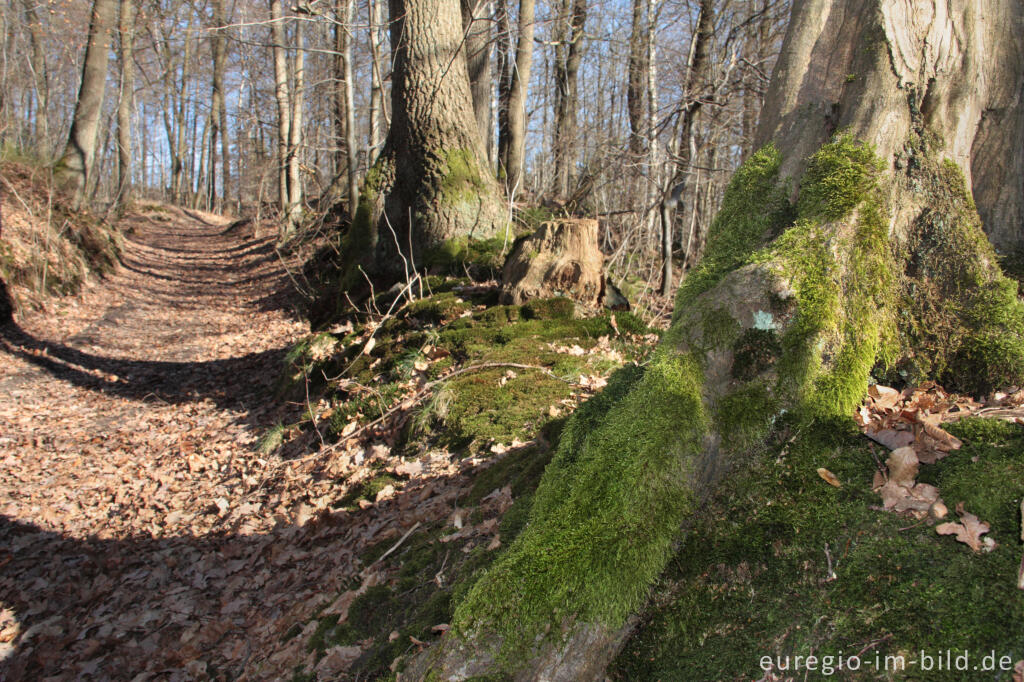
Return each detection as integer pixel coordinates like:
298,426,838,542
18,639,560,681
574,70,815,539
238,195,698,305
0,207,325,679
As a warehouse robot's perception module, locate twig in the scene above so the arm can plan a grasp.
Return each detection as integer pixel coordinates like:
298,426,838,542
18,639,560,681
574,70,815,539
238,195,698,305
363,520,422,573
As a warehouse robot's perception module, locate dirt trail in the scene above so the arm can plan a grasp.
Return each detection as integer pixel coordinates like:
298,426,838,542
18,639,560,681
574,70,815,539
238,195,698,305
0,207,335,679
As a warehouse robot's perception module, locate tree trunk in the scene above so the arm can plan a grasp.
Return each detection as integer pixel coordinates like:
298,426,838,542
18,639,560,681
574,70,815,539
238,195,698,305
287,20,305,222
410,0,1024,678
500,0,536,198
552,0,586,201
331,0,360,215
626,0,646,157
270,0,295,230
21,0,50,159
461,0,493,150
659,0,713,296
115,0,135,208
209,0,229,212
368,0,388,157
54,0,118,207
342,0,508,286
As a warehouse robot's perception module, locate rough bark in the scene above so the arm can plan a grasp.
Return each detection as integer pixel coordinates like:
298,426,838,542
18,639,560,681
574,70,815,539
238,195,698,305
54,0,118,207
500,219,604,307
552,0,587,200
626,0,646,156
500,0,536,197
410,0,1024,679
461,0,493,149
342,0,507,286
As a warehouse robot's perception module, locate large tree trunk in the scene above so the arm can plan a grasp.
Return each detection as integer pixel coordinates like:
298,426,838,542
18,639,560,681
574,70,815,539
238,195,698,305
54,0,118,207
342,0,507,286
410,0,1024,678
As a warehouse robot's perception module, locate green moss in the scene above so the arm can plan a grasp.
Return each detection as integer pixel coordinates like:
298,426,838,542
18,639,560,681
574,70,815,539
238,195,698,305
731,328,782,381
754,135,897,417
895,148,1024,394
438,148,488,205
451,351,708,667
521,297,575,321
422,233,512,275
611,416,1024,680
673,145,794,316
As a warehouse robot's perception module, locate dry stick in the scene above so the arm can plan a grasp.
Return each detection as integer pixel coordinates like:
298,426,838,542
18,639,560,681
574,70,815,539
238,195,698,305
364,520,422,573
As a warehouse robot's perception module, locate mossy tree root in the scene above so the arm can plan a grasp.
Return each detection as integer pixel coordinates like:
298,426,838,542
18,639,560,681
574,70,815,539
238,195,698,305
409,135,1024,680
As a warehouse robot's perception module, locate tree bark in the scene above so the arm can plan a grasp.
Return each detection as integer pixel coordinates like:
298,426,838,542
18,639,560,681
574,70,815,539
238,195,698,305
342,0,508,286
410,0,1024,679
500,0,536,198
115,0,135,208
331,0,360,214
270,0,295,230
209,0,229,212
21,0,50,159
54,0,118,207
461,0,493,150
552,0,587,200
626,0,646,157
368,0,388,157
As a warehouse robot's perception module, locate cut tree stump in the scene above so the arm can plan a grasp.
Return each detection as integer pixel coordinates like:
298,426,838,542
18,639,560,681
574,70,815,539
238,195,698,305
501,218,604,307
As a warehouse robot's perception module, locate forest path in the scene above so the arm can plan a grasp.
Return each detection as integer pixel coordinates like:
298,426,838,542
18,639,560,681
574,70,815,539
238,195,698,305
0,206,356,679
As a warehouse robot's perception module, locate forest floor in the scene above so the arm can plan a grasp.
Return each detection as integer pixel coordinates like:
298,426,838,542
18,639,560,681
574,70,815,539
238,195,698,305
0,205,361,680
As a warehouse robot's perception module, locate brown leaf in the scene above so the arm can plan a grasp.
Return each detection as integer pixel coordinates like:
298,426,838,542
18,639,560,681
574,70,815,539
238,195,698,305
816,468,842,488
1012,660,1024,682
936,504,993,552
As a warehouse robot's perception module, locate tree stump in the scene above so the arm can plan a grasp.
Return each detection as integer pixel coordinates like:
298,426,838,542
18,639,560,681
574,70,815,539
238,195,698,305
500,218,604,307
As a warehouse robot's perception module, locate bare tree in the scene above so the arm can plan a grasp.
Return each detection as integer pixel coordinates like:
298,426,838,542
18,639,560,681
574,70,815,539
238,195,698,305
54,0,118,207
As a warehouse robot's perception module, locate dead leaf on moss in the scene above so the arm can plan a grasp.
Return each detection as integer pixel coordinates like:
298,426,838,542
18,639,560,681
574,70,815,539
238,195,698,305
816,468,842,488
1014,660,1024,682
935,503,995,552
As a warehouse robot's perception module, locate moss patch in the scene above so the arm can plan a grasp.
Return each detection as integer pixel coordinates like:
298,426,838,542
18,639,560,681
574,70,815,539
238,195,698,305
452,351,708,666
611,416,1024,680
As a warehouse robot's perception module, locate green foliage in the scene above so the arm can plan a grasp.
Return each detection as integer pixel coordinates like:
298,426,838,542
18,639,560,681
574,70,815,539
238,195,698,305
612,416,1024,680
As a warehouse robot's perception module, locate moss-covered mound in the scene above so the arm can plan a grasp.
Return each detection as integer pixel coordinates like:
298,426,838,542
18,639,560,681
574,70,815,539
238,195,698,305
279,276,652,458
613,416,1024,680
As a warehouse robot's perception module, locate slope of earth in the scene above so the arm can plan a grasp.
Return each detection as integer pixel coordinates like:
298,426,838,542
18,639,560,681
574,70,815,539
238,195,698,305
0,205,317,679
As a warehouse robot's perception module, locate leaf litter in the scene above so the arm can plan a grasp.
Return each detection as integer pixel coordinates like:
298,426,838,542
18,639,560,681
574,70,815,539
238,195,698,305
0,206,657,679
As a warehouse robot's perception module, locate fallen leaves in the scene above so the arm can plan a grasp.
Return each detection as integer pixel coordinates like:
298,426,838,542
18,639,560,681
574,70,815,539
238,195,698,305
935,503,996,552
856,383,965,464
